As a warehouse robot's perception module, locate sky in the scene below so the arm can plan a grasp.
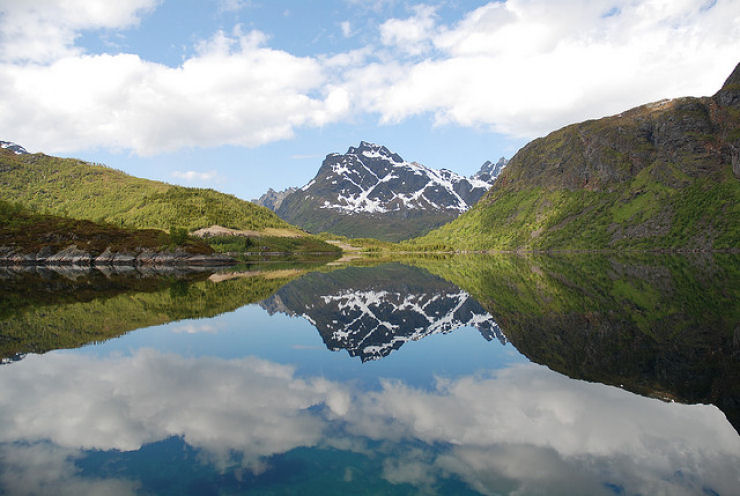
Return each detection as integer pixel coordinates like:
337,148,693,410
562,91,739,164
0,0,738,201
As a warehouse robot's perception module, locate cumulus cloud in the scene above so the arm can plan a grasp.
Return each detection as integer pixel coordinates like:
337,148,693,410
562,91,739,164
379,4,438,55
171,170,221,182
0,444,139,496
0,0,158,63
0,0,738,155
218,0,254,13
0,352,737,495
358,0,740,137
0,350,349,473
0,28,351,155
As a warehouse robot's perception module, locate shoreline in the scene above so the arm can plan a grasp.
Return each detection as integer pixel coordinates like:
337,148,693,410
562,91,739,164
0,245,236,267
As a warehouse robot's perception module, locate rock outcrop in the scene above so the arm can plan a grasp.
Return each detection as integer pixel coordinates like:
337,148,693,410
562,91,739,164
0,244,235,266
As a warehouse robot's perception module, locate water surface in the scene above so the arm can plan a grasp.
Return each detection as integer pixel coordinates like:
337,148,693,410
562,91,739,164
0,255,738,495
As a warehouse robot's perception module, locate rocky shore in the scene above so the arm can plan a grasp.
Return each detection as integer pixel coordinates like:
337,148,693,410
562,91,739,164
0,245,236,266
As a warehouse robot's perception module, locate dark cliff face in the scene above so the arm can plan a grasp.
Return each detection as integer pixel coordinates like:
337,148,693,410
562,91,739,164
715,62,740,177
715,61,740,109
415,62,740,251
494,82,737,193
275,142,496,241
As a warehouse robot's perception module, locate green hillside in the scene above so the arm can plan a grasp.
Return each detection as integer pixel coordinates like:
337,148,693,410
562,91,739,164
408,63,740,251
0,200,212,256
409,253,740,429
0,149,297,233
0,267,302,359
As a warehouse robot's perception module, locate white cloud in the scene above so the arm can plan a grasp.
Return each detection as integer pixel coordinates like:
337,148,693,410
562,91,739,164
0,28,350,155
0,0,158,63
171,170,221,182
340,21,353,37
0,351,737,495
357,0,740,137
0,0,738,156
379,4,438,55
218,0,254,13
169,322,221,334
345,0,398,13
0,444,139,496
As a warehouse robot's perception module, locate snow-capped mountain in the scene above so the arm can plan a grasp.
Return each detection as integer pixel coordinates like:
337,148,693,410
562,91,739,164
252,187,298,211
274,141,505,241
474,157,508,183
0,141,28,155
260,263,506,362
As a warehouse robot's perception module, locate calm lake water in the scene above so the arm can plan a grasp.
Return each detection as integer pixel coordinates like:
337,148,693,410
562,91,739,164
0,255,738,495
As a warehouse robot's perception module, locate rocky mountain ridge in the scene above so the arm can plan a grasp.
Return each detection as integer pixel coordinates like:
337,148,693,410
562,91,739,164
253,187,298,211
272,141,506,241
260,263,506,361
0,141,28,155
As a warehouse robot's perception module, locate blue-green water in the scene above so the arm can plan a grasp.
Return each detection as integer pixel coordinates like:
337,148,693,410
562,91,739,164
0,257,738,495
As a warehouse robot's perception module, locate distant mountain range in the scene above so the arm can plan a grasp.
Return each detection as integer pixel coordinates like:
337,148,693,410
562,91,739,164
260,263,505,361
253,187,298,211
255,141,507,241
413,62,740,251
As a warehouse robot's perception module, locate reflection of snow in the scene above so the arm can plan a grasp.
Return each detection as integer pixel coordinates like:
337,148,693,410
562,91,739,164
0,352,737,495
320,142,488,214
317,289,505,360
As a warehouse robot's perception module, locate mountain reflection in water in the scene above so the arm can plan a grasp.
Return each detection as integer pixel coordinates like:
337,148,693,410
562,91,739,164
0,256,737,495
261,264,506,361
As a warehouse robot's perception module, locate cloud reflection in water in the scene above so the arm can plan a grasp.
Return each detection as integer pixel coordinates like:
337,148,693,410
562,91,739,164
0,350,737,495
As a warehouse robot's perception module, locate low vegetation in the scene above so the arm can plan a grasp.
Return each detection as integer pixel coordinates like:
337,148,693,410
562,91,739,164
0,266,303,358
406,65,740,252
206,234,341,257
0,150,297,232
0,200,212,255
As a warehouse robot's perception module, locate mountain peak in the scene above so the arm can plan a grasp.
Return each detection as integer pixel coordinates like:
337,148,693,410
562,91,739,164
274,142,500,241
474,157,508,183
347,141,404,163
715,61,740,108
0,141,28,155
720,62,740,90
252,186,299,211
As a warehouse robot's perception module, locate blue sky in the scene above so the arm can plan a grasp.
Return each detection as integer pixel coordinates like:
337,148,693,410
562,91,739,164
0,0,738,200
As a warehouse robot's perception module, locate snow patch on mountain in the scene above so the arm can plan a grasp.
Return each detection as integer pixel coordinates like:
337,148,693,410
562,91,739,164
252,187,298,211
0,141,28,155
302,287,506,362
314,141,486,215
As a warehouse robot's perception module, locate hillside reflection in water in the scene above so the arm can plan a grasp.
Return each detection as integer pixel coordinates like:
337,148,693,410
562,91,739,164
0,256,737,495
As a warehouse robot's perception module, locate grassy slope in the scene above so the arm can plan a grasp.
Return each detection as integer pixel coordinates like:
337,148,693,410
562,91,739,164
0,149,298,233
207,234,341,256
407,67,740,251
0,200,212,255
